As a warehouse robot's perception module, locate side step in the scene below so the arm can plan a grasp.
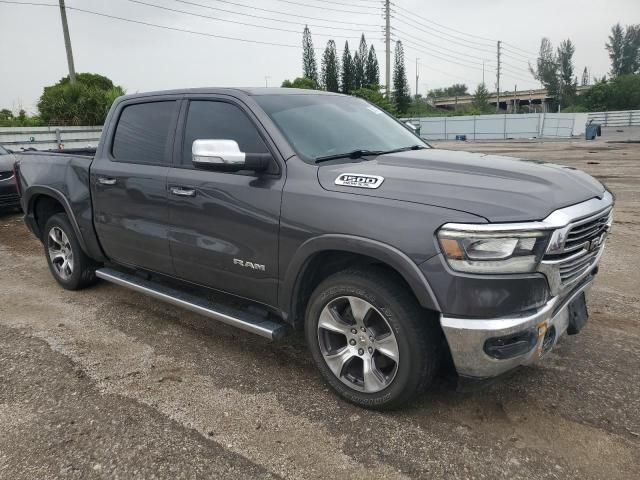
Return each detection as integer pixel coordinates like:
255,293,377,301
95,268,290,340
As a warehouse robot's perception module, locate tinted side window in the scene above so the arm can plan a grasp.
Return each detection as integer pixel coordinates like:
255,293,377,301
182,101,268,166
112,101,176,164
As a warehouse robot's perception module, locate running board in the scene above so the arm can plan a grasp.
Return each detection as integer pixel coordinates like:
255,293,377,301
95,268,290,340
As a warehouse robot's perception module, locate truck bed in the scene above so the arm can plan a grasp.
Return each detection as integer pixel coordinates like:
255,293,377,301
15,149,105,261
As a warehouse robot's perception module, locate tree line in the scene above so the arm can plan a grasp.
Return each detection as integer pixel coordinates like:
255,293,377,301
281,26,411,115
424,22,640,116
2,22,638,127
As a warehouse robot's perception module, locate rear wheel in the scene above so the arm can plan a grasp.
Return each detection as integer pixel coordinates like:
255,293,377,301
44,213,98,290
305,267,441,409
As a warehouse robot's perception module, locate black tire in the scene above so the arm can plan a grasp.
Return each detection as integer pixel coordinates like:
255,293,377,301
43,213,98,290
305,267,441,410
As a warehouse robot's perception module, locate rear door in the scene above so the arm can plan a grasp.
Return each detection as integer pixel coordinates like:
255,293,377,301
167,96,285,306
91,97,180,273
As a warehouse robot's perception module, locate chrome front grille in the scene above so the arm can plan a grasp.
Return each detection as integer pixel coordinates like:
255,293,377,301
538,197,613,295
557,249,600,284
563,210,612,253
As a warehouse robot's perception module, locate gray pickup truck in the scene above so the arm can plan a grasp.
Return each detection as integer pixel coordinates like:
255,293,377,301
14,88,613,409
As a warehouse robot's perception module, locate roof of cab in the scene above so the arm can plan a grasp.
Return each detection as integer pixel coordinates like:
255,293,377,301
118,87,342,101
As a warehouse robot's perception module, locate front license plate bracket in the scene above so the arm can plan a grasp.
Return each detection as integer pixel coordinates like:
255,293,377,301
567,292,588,335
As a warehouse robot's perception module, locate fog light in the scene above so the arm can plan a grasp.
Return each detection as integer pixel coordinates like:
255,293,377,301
484,330,537,360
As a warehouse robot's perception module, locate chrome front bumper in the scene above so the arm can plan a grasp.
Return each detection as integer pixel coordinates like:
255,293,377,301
440,278,593,379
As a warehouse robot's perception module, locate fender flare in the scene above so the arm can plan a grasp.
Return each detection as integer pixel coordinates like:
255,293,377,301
279,234,441,318
23,185,91,255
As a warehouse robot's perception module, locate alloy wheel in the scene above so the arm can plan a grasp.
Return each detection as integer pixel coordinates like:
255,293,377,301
317,296,399,393
47,226,74,280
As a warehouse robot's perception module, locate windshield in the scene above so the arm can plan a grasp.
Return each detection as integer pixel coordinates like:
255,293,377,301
254,94,428,162
0,145,8,155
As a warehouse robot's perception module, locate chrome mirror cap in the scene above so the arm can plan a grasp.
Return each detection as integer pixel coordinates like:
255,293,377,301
192,139,246,167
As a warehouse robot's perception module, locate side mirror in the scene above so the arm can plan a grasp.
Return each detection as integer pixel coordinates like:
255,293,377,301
192,139,270,172
404,121,421,136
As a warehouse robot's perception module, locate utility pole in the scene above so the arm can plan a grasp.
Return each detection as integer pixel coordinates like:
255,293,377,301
384,0,391,98
513,84,517,113
264,76,271,87
495,40,501,112
58,0,76,84
482,60,485,85
415,58,419,99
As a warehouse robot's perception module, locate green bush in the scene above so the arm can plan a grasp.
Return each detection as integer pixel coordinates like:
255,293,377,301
281,77,318,89
0,109,43,127
580,74,640,111
37,73,125,125
351,85,397,115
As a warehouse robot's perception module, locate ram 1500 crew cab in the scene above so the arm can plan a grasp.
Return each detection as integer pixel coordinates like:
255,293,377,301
15,88,614,409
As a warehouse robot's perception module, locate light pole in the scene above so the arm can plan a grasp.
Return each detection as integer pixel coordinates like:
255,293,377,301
415,58,419,99
58,0,76,84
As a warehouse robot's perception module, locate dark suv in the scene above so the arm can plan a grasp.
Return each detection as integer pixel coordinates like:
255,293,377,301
0,145,21,210
14,89,613,409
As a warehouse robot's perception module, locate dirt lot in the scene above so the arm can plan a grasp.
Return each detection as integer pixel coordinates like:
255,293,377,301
1,138,639,479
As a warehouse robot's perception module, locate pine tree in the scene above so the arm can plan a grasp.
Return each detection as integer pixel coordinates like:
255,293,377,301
302,25,318,83
365,45,380,87
607,23,640,77
557,39,577,106
353,34,367,90
392,41,411,113
353,53,362,90
622,25,640,75
341,41,355,94
581,67,589,86
472,82,491,112
321,40,340,92
606,23,626,77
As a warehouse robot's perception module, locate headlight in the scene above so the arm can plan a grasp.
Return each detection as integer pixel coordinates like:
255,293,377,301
437,226,550,274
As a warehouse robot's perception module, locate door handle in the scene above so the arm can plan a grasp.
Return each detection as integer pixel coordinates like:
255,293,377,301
97,177,117,186
170,186,196,197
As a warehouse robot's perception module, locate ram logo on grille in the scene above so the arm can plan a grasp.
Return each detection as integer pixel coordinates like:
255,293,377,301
335,173,384,189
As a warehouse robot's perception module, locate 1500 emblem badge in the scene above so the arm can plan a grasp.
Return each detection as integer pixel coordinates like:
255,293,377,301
334,173,384,189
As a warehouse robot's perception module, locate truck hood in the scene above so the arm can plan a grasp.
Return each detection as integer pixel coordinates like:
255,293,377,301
317,148,605,222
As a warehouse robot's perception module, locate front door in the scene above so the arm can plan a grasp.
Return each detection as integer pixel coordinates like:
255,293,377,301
167,98,285,306
92,99,180,274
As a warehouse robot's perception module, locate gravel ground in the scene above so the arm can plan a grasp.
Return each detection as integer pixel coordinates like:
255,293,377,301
0,137,639,479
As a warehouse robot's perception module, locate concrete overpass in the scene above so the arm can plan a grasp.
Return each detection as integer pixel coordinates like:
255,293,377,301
431,85,590,112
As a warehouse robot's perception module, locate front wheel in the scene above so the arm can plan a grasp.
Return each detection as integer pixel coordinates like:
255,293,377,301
305,268,441,410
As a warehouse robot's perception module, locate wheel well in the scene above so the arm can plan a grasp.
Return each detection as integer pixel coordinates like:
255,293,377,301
32,195,66,241
291,250,419,328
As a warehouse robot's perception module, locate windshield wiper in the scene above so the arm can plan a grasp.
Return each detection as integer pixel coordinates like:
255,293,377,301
379,144,427,155
315,149,384,163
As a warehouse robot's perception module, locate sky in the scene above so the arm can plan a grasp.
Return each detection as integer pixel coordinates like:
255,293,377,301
1,0,638,113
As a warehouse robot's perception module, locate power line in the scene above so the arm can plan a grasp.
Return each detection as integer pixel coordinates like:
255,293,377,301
0,1,327,50
128,0,366,39
393,28,495,68
266,0,380,15
176,0,378,28
400,45,476,83
393,35,489,72
392,2,496,44
392,11,496,54
392,3,539,66
393,10,495,51
501,50,533,65
502,42,539,58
